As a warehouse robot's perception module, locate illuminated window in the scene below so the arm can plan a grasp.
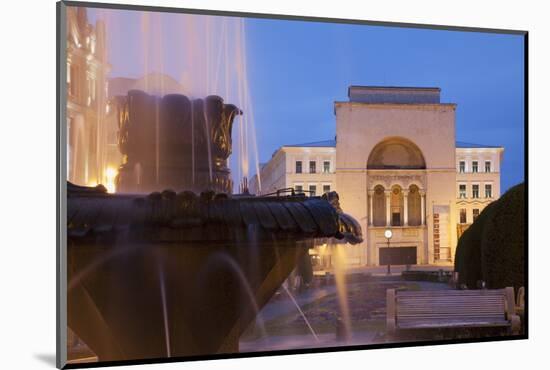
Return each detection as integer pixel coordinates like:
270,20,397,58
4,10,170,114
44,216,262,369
460,209,467,224
390,186,403,226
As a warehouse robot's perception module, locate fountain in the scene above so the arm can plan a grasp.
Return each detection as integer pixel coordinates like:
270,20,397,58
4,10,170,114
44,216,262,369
115,90,239,194
67,91,363,363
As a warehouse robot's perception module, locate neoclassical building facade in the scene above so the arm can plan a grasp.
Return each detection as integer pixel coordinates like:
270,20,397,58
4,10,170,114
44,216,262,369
251,86,503,267
66,7,119,189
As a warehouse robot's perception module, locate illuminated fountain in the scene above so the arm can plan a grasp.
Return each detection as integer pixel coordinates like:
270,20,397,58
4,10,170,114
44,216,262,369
114,90,240,194
67,92,362,363
66,9,362,363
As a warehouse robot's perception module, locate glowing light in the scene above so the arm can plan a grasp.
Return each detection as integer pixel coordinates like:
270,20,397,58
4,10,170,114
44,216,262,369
104,167,118,193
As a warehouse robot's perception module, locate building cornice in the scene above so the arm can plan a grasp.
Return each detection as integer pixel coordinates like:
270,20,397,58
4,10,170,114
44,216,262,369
334,101,457,110
456,147,504,152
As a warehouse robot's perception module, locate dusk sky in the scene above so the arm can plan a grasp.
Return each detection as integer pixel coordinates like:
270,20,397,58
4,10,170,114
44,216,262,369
88,8,524,192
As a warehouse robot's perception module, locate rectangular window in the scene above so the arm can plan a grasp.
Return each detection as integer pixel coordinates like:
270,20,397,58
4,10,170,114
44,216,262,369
485,184,492,198
473,208,480,221
309,161,316,173
472,184,479,198
323,185,331,194
459,161,465,173
472,161,478,173
295,185,303,194
459,184,467,199
323,161,330,173
391,212,401,226
485,161,491,173
309,185,316,196
460,209,467,224
295,161,302,174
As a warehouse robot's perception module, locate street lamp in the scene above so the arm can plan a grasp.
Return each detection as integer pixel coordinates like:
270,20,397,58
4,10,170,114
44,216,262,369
384,228,393,275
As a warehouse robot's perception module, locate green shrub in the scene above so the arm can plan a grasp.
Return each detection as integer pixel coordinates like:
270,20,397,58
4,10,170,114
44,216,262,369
454,183,525,290
481,183,525,289
454,202,496,288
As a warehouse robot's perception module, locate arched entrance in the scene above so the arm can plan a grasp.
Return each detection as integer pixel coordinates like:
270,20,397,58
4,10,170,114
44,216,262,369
367,137,426,170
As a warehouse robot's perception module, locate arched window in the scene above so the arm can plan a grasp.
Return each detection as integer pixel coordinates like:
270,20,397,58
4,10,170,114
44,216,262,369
373,185,386,226
367,137,426,169
408,185,422,226
390,185,404,226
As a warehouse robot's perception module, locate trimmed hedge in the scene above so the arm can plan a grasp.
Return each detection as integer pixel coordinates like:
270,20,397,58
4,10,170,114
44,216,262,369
454,183,525,289
454,202,497,288
481,183,525,289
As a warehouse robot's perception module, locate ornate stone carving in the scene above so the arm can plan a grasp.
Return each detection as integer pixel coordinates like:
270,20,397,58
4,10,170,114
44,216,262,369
367,173,425,190
114,90,240,194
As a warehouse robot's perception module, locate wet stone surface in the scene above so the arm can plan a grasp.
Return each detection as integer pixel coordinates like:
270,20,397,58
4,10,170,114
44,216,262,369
240,276,451,351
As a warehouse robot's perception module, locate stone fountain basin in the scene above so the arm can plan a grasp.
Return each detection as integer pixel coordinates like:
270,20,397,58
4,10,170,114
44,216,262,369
66,183,362,362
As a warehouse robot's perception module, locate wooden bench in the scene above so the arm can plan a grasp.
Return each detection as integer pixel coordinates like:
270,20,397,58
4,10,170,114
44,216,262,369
516,286,525,316
386,287,521,335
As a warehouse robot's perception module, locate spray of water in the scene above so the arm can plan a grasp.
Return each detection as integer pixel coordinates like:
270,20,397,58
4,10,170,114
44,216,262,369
80,9,261,191
199,252,268,339
282,285,319,342
202,99,214,182
158,261,171,357
68,244,143,292
333,243,352,340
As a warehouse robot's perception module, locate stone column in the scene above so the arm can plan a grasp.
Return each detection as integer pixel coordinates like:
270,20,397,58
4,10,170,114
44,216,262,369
368,190,374,226
420,190,426,225
403,190,409,226
385,190,391,226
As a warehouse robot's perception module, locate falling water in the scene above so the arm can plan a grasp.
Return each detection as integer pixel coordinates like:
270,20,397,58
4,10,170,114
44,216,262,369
68,244,144,292
78,9,263,193
332,243,352,340
158,262,171,357
282,285,319,342
202,99,214,182
190,102,195,184
155,98,160,185
200,252,268,339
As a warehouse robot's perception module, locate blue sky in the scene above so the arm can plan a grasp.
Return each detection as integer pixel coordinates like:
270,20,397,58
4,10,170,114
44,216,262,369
88,9,525,192
245,19,524,192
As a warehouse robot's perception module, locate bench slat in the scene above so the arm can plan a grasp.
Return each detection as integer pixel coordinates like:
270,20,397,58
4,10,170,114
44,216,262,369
397,320,510,329
398,317,506,322
399,298,504,300
397,290,504,295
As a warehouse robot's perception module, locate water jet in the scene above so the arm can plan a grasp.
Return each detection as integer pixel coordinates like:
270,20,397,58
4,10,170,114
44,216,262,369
67,91,362,362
